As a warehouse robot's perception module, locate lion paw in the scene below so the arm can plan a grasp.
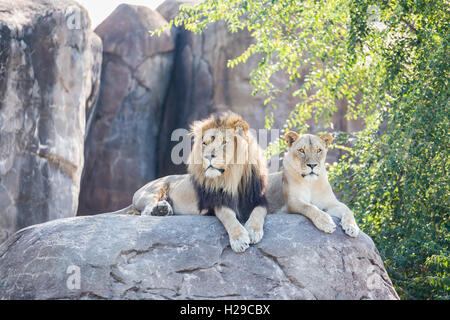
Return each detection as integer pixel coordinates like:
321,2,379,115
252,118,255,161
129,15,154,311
141,201,173,216
342,222,359,237
229,226,250,253
244,223,264,245
313,214,336,234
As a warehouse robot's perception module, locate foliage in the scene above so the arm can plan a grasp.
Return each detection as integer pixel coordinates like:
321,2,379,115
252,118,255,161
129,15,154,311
159,0,450,299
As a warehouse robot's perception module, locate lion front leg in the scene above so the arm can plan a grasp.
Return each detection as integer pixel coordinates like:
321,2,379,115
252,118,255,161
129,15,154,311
244,206,267,244
215,206,250,253
326,202,359,237
287,199,336,234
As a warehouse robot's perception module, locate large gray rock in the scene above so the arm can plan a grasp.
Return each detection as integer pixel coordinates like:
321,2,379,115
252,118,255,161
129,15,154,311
0,213,398,300
0,0,102,242
78,4,176,215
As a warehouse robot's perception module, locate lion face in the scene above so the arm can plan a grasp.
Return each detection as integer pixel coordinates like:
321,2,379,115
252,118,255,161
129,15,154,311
284,132,333,180
187,111,267,203
188,112,251,182
201,128,244,179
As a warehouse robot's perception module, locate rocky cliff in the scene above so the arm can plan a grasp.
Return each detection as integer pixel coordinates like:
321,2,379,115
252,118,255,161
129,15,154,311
78,4,175,215
0,0,102,242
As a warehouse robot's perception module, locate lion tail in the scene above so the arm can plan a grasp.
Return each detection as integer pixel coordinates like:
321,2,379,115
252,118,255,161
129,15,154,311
106,205,139,215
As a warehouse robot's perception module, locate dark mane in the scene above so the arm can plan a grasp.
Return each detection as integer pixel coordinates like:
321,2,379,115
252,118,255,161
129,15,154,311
191,167,268,223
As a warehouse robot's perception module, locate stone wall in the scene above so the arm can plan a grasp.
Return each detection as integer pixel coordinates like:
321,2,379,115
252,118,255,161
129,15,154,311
0,0,102,241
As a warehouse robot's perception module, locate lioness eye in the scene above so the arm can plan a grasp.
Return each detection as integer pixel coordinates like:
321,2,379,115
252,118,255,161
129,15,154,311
317,149,322,153
298,148,305,154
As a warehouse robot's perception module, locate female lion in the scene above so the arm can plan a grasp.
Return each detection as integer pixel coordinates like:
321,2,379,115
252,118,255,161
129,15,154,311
265,132,360,237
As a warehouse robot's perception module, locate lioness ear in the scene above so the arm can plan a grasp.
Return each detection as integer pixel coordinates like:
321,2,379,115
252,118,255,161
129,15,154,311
284,131,299,147
233,119,249,136
320,133,333,148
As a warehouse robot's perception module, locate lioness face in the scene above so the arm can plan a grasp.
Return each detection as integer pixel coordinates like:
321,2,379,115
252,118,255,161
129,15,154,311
284,132,333,180
201,128,245,179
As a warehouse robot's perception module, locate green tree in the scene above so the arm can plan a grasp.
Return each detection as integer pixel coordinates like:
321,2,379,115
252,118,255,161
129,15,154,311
158,0,450,299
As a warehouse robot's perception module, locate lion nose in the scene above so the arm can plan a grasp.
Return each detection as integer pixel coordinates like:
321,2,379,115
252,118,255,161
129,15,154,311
307,163,317,169
205,154,216,161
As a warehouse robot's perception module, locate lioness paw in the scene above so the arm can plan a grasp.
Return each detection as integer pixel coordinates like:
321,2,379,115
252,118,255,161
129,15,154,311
314,214,336,234
229,226,250,253
244,222,264,245
342,222,359,237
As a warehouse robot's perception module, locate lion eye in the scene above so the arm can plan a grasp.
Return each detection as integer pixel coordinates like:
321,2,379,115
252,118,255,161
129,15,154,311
317,149,322,153
298,148,305,154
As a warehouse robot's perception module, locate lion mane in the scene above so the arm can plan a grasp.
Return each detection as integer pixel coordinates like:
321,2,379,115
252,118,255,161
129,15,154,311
187,112,268,222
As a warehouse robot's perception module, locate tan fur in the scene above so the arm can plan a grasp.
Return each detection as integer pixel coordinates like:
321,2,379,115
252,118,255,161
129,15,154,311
267,132,359,237
126,112,268,252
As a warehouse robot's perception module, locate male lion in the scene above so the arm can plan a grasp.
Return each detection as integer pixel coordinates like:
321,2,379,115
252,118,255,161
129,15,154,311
265,132,359,237
116,112,268,253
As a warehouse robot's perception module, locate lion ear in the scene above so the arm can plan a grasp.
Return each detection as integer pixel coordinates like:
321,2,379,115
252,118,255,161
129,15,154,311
284,131,299,147
189,121,203,137
320,133,333,148
233,119,249,136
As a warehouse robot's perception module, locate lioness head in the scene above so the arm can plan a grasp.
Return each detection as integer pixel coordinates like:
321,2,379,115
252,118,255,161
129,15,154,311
283,132,333,180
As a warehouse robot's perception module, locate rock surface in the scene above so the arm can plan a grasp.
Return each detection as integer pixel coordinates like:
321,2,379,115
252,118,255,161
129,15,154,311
0,213,399,300
0,0,102,242
78,4,175,215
